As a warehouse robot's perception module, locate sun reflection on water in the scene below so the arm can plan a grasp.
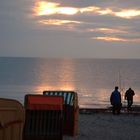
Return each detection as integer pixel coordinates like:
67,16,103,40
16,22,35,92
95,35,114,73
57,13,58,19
33,59,76,94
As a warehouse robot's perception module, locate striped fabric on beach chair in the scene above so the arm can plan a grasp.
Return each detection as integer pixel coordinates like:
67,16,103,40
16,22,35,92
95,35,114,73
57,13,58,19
0,98,25,140
43,91,76,106
43,91,79,136
23,94,63,140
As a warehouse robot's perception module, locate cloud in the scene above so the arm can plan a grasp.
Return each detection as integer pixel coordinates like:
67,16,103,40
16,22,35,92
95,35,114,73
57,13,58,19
33,1,140,19
88,28,127,34
92,36,127,42
80,6,100,13
31,1,140,44
114,9,140,19
1,0,140,59
33,1,79,16
31,1,140,43
92,36,140,42
39,19,81,25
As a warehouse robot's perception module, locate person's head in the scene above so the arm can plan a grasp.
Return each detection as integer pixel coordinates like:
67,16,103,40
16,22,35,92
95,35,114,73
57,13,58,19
129,87,131,90
115,86,119,90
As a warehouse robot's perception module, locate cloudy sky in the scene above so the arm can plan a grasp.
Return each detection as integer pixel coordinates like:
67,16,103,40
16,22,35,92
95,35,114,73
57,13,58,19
0,0,140,58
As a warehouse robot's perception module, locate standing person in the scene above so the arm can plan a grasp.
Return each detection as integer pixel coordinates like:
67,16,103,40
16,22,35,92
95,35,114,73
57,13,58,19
125,88,135,111
110,86,122,115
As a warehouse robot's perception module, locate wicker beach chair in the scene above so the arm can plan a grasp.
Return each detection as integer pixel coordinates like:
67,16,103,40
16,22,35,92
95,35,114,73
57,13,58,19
43,91,79,136
0,98,25,140
23,94,63,140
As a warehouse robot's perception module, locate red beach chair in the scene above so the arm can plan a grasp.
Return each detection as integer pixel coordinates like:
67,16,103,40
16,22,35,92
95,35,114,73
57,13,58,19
43,91,79,136
0,98,25,140
23,94,63,140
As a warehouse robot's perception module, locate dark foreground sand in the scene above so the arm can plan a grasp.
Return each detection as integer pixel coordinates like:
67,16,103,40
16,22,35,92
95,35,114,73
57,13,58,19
64,112,140,140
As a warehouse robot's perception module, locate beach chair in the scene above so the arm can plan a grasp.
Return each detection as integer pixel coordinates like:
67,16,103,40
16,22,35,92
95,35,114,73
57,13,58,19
43,91,79,136
0,98,25,140
23,94,63,140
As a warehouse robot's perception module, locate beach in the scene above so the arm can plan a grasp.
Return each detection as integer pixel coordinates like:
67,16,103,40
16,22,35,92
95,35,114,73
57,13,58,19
64,112,140,140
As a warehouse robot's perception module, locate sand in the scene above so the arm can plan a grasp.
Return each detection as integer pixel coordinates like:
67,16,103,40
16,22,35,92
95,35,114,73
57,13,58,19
64,112,140,140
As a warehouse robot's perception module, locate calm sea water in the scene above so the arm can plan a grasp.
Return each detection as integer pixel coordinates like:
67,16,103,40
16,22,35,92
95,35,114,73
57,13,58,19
0,57,140,108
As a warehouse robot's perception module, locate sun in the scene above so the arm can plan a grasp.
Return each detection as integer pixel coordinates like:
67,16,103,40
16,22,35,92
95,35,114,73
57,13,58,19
33,1,78,16
34,1,59,15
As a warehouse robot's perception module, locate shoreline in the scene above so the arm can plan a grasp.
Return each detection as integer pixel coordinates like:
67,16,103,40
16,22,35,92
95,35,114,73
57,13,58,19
79,105,140,115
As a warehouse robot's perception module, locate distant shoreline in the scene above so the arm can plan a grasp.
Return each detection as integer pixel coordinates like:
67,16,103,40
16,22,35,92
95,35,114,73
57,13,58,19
0,56,140,60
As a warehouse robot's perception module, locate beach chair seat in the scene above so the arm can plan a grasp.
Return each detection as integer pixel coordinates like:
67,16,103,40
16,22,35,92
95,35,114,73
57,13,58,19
23,94,63,140
0,98,25,140
43,91,79,136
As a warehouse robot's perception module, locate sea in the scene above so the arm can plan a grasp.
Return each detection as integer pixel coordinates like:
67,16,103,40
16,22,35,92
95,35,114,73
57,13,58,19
0,57,140,108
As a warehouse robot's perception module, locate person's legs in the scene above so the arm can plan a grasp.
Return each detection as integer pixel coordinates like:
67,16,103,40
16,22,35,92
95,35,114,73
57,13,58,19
127,100,133,111
112,105,116,114
116,104,121,114
130,100,133,107
112,105,120,115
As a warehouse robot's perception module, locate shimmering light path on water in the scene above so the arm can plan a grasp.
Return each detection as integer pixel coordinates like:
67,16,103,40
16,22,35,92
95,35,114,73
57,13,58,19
0,57,140,108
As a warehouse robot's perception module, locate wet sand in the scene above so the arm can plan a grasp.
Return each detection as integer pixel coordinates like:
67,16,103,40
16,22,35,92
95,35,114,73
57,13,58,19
64,109,140,140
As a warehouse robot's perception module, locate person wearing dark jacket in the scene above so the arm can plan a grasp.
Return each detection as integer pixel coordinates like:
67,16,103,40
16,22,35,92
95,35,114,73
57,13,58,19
125,88,135,111
110,86,122,115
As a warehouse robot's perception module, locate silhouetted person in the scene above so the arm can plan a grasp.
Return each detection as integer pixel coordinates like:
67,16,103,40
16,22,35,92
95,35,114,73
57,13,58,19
110,86,122,115
125,88,135,111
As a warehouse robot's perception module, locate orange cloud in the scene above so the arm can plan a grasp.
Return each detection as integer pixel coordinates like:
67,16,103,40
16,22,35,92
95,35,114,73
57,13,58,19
96,8,113,15
89,28,127,34
57,7,78,15
34,1,59,15
92,37,127,42
92,36,140,42
34,1,78,16
114,9,140,19
39,19,81,25
93,8,140,19
80,6,100,13
33,1,140,19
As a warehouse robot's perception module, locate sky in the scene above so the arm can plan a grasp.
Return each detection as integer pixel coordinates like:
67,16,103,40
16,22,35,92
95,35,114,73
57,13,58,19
0,0,140,59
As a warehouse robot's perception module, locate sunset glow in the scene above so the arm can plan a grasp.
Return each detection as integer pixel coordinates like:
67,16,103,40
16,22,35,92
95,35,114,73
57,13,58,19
93,36,140,42
31,1,140,44
89,28,127,34
34,1,59,15
1,0,140,59
34,1,78,16
34,85,75,93
97,28,125,33
57,7,78,15
115,9,140,19
39,19,81,25
97,8,113,15
80,6,100,13
93,37,127,42
33,1,140,20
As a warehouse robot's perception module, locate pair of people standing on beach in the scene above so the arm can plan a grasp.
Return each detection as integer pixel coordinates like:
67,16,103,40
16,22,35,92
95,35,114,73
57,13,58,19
110,86,135,114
